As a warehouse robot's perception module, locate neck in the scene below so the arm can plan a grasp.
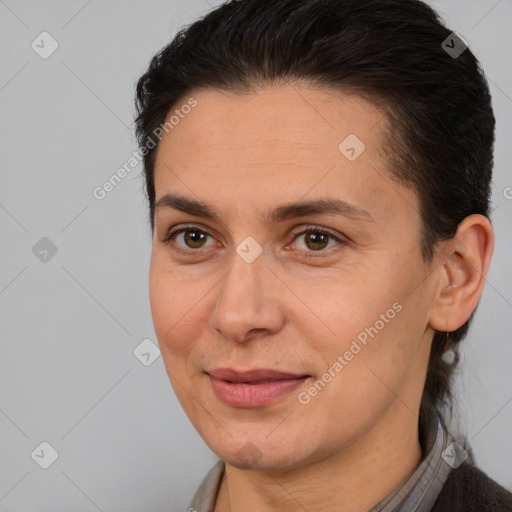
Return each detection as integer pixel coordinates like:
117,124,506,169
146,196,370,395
214,404,422,512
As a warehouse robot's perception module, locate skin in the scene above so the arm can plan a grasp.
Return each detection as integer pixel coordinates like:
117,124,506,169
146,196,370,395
149,85,494,512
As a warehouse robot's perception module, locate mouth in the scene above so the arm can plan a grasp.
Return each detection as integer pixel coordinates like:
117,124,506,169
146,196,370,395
206,368,311,408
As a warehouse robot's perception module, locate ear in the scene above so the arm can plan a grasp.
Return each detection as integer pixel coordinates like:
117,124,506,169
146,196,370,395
428,214,494,332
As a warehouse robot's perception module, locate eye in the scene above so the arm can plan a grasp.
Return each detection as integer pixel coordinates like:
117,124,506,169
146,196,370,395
160,225,216,254
289,225,346,256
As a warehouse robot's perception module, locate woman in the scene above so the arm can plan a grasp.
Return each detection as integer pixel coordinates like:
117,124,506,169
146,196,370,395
134,0,512,510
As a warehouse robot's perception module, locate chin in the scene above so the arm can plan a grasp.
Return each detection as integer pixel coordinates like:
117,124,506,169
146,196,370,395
210,434,316,472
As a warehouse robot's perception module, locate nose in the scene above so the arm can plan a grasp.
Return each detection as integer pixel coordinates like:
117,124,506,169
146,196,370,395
209,248,285,344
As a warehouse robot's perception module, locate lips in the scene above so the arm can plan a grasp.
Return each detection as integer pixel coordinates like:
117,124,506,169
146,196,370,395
207,367,309,383
207,367,311,407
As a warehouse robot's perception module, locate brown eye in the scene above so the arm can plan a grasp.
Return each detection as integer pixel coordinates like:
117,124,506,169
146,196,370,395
182,229,208,249
290,226,346,256
303,231,330,251
161,226,215,253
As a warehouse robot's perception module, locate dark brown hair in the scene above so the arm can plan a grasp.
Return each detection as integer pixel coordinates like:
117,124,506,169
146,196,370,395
135,0,495,436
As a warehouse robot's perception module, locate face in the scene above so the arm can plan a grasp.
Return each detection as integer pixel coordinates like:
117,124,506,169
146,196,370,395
149,85,440,470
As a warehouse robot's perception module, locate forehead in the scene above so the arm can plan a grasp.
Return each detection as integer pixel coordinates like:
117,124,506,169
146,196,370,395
152,85,419,229
156,85,384,162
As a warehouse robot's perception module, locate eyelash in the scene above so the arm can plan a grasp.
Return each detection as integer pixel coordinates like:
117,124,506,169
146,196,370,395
160,224,347,258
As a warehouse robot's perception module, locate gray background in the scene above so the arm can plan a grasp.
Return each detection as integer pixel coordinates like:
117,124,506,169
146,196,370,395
0,0,511,510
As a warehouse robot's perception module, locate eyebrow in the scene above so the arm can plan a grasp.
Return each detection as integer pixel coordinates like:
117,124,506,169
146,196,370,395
154,193,375,224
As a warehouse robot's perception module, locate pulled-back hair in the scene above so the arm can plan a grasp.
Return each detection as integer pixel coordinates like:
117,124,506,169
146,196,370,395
135,0,495,439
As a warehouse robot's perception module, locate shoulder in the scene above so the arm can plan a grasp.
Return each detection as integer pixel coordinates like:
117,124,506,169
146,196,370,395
432,462,512,512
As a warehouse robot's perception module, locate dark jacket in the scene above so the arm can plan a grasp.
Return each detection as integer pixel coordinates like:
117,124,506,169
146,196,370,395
432,462,512,511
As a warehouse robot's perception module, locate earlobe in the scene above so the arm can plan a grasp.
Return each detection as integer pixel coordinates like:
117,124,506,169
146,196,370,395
428,214,494,332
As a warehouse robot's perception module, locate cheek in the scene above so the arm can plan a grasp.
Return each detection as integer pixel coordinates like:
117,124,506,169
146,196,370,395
148,254,215,362
295,270,400,349
303,265,424,388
